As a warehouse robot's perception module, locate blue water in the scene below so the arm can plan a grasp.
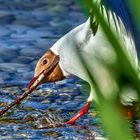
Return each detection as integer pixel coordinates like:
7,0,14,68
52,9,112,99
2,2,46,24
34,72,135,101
0,1,140,139
0,0,86,85
0,1,104,139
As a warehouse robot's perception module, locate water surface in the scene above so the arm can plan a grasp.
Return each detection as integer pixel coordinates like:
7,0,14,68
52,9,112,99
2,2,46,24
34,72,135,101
0,1,105,139
0,1,140,139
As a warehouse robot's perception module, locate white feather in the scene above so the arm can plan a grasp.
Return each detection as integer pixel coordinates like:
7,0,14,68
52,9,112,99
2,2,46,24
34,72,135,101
50,7,138,103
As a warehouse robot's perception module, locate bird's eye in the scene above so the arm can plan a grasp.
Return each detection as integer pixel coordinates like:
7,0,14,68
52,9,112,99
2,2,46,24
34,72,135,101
42,59,48,65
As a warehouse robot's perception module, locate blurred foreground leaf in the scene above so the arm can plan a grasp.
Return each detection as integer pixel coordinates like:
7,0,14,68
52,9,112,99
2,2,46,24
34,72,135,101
77,0,140,139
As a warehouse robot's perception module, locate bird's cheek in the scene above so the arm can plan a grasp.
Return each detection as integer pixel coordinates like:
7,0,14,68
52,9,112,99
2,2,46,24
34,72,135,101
52,64,65,81
46,64,65,82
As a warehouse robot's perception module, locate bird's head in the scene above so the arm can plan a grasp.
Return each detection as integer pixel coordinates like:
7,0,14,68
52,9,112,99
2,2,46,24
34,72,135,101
27,50,65,89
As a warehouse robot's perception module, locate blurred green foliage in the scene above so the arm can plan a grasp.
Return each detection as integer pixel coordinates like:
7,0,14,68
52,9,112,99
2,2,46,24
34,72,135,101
128,0,140,28
78,0,140,139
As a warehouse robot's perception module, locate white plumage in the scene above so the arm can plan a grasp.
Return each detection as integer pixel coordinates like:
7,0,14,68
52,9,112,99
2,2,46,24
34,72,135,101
31,1,139,124
50,6,138,102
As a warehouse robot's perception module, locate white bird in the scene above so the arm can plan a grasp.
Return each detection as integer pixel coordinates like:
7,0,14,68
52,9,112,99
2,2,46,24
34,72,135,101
28,0,138,124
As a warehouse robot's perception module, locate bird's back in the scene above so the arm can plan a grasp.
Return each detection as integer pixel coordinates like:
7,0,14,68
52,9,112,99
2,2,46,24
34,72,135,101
51,2,138,81
75,6,138,68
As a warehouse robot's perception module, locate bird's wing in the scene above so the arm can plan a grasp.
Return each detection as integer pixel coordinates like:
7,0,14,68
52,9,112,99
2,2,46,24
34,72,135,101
88,0,138,67
101,0,133,34
90,0,133,36
77,0,132,42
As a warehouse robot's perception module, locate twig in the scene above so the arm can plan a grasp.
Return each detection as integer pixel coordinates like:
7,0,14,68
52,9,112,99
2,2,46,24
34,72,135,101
0,88,33,116
0,55,60,116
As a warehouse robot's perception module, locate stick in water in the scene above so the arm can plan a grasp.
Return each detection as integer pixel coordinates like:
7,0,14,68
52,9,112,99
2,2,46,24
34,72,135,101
0,56,60,116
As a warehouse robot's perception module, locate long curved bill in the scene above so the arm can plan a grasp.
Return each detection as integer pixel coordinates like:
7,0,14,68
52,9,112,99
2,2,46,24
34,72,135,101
0,55,60,116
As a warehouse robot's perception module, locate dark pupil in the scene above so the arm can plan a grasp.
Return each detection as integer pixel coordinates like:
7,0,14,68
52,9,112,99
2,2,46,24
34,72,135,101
43,59,48,64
